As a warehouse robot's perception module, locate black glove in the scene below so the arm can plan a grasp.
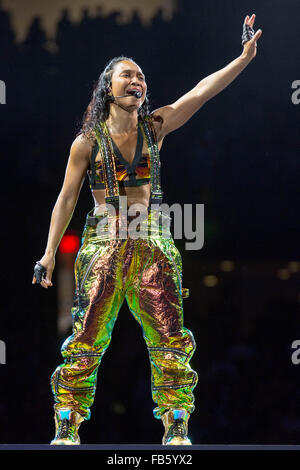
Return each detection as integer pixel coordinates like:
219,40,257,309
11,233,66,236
33,261,47,284
241,23,255,46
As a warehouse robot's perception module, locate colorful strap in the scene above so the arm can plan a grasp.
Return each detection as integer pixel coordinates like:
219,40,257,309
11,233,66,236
88,141,98,188
140,115,164,206
94,121,120,208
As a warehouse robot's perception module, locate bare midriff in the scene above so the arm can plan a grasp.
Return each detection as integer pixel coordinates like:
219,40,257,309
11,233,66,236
92,183,151,215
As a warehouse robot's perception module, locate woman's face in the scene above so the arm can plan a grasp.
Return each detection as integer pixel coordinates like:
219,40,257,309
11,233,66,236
109,60,147,108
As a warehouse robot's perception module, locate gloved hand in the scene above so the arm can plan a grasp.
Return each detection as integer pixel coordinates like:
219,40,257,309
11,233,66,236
32,254,55,288
33,261,47,283
241,14,262,61
241,22,255,46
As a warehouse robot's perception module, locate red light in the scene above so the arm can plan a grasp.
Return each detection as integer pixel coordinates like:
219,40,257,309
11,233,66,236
59,233,80,254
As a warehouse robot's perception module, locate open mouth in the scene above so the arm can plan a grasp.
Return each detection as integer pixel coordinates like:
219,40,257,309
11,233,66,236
126,88,142,95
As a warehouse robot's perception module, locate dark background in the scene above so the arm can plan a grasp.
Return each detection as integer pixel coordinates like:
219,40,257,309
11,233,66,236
0,0,299,444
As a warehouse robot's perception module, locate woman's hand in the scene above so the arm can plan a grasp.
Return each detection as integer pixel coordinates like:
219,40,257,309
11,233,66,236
32,253,55,289
242,14,262,61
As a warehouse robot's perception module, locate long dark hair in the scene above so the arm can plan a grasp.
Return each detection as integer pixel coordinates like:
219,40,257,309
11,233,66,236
78,56,151,139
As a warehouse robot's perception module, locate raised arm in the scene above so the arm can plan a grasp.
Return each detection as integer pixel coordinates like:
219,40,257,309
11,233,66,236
152,14,262,139
32,135,92,289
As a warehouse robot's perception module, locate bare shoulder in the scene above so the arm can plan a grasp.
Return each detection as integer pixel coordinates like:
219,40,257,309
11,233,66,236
70,132,95,163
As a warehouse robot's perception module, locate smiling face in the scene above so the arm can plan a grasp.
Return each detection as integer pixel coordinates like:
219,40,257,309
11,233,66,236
108,60,147,107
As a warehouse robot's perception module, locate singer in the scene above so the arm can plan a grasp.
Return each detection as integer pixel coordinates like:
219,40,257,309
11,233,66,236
32,14,262,445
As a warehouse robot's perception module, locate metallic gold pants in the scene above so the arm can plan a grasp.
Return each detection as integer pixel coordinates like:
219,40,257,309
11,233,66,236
51,209,198,420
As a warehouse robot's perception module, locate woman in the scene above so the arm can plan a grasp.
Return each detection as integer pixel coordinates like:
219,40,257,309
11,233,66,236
32,14,262,445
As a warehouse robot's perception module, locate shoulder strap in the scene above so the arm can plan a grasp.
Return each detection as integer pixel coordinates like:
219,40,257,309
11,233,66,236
88,140,98,188
94,122,120,208
140,115,164,206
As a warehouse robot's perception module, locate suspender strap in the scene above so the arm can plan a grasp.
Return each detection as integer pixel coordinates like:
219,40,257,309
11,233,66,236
94,122,120,208
88,141,98,189
140,115,164,205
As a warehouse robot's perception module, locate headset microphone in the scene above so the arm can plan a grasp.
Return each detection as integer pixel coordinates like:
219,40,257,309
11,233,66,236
108,90,142,101
130,90,142,99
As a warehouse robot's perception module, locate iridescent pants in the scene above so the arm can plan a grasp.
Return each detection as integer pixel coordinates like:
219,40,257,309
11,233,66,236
51,209,198,420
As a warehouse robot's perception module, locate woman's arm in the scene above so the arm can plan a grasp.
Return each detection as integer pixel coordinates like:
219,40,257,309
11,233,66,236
32,135,92,288
152,14,262,139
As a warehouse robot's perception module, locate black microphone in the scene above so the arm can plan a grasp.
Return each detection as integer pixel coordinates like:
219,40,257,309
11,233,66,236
108,90,142,101
129,90,142,99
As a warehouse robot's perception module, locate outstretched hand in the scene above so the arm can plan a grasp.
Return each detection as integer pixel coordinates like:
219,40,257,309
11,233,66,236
242,14,262,60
